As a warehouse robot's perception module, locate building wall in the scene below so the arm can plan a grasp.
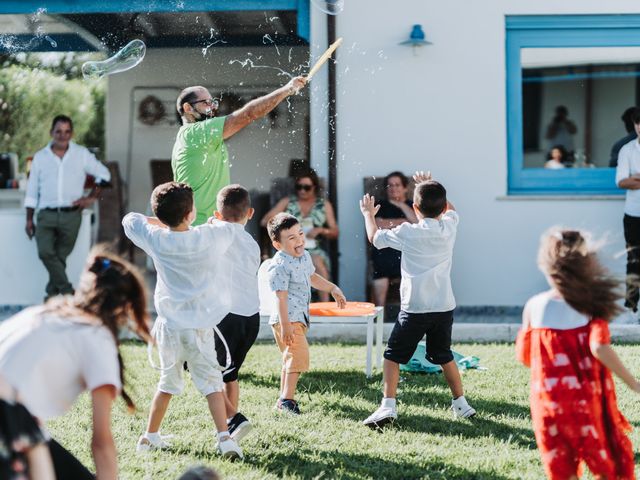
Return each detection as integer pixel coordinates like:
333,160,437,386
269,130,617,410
106,45,310,215
332,0,636,304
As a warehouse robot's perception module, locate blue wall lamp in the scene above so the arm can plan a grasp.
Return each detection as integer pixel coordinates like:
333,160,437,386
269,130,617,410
399,24,432,55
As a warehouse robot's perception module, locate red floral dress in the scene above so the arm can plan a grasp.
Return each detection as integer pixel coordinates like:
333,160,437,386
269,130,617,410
516,318,635,480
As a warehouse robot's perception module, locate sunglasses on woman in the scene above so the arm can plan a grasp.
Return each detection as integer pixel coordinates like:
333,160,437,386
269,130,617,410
295,184,313,192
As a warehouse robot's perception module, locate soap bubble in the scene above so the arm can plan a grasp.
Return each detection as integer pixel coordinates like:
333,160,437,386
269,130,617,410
310,0,344,15
82,39,146,80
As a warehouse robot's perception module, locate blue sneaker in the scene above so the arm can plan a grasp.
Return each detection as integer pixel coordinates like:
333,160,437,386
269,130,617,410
276,398,301,414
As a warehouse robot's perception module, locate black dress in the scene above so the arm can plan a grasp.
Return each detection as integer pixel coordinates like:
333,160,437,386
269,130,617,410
0,398,47,480
371,200,413,279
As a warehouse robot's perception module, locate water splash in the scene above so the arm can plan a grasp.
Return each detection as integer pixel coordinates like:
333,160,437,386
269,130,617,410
45,36,57,48
202,39,228,57
262,34,280,57
229,58,293,79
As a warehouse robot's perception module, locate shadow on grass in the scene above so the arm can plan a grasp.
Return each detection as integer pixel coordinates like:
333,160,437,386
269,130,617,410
242,369,536,449
247,445,514,480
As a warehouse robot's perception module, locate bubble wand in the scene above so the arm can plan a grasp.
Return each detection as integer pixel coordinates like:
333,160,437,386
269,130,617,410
306,37,343,80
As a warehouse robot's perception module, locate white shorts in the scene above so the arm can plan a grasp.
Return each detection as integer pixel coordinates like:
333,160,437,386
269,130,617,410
153,322,224,396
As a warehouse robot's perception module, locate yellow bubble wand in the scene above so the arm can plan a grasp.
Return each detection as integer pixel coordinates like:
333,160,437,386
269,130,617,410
306,37,343,80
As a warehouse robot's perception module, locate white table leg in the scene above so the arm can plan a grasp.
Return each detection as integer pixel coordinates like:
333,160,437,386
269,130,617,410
365,316,373,378
376,307,384,370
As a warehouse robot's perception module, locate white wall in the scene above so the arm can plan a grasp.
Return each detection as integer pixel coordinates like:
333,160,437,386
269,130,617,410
332,0,635,304
106,45,309,215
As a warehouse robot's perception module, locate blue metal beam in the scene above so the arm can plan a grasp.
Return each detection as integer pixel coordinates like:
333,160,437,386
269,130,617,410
0,0,299,14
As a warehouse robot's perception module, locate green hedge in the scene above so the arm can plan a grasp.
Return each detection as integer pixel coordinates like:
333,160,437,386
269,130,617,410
0,65,105,168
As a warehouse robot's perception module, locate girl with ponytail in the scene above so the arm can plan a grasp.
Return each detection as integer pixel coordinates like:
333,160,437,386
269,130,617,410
0,247,150,480
516,228,638,480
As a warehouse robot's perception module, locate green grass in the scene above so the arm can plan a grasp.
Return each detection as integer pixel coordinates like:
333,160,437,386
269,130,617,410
48,342,640,479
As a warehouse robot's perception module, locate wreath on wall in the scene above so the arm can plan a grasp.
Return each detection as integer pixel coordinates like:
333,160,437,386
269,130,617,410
138,95,166,125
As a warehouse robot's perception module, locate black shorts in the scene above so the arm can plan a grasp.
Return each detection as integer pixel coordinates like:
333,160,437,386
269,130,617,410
384,310,454,365
215,312,260,383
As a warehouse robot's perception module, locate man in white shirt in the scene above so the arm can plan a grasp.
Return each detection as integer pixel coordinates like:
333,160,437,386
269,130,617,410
24,115,111,299
615,107,640,314
359,171,476,429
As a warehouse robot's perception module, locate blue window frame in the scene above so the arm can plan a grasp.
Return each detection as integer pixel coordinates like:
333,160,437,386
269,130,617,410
505,15,640,195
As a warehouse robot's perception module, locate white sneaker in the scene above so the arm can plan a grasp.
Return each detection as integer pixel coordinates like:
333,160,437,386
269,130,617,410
451,396,476,418
136,433,173,452
217,436,243,460
363,405,397,429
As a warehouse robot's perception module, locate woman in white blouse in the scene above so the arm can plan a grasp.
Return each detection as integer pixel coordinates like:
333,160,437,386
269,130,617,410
0,248,150,480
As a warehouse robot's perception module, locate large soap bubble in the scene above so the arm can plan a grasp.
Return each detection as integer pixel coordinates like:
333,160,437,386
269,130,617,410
82,39,146,80
310,0,344,15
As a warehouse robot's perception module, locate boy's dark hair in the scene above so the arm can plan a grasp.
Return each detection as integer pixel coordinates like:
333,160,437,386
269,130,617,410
631,107,640,126
216,184,251,222
151,182,193,227
267,212,299,242
51,114,73,132
178,465,220,480
413,181,447,218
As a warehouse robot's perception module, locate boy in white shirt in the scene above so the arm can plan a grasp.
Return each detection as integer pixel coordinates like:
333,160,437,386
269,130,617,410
123,181,242,458
360,171,476,428
210,184,260,441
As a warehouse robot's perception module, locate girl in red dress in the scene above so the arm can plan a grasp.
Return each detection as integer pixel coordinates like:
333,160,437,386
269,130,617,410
516,229,638,480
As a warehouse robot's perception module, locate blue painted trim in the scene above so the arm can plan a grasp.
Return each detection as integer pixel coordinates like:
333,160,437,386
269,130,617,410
0,0,299,14
524,71,640,83
506,15,640,195
507,15,640,31
0,34,98,52
297,0,310,43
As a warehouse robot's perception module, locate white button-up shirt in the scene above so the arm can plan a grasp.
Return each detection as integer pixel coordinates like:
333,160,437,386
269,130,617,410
122,212,237,329
373,210,459,313
24,141,111,210
616,138,640,217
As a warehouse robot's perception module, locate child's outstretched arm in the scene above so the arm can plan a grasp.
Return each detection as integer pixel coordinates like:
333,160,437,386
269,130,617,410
310,273,347,308
359,194,380,244
590,342,640,392
275,291,294,345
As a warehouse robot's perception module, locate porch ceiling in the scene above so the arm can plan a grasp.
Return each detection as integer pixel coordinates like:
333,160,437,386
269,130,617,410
0,10,304,53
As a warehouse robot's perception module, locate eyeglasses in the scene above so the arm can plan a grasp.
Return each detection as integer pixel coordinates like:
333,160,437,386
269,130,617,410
190,98,220,108
295,184,313,192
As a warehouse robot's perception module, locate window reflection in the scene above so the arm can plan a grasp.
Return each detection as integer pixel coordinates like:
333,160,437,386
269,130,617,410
521,47,640,169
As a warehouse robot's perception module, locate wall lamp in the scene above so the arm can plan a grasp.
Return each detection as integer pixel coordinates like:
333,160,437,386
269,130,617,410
399,24,432,55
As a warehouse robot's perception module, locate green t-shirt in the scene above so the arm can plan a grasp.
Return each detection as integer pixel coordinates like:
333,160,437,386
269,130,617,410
171,116,229,225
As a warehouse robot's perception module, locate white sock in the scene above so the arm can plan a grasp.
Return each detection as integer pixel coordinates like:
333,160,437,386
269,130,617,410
381,397,396,409
145,431,161,442
217,430,230,441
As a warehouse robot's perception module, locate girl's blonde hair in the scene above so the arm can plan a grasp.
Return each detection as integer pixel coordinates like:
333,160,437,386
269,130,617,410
537,229,622,321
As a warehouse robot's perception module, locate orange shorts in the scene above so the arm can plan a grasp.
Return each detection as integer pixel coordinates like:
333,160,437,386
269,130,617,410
272,322,309,373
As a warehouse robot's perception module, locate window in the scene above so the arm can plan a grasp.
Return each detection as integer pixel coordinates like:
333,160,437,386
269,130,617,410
506,15,640,195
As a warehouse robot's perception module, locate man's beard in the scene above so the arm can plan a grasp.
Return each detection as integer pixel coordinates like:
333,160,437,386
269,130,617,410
193,108,215,122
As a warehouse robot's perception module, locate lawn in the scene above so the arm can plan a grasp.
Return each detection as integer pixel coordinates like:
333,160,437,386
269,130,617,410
48,342,640,479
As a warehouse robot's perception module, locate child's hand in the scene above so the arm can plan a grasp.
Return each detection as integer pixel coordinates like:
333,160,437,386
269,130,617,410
331,286,347,309
359,194,380,217
280,322,294,346
413,170,432,184
631,380,640,394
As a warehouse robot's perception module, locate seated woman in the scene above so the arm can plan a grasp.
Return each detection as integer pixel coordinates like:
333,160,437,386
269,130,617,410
261,169,338,301
544,145,569,169
371,171,417,306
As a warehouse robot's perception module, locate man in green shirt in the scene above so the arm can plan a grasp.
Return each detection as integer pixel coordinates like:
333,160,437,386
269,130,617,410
172,76,307,225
